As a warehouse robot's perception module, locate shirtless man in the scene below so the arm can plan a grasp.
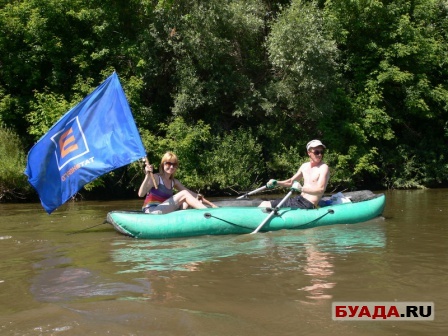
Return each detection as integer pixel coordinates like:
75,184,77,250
259,140,330,209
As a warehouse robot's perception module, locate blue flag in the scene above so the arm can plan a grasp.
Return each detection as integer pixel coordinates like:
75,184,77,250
25,72,146,214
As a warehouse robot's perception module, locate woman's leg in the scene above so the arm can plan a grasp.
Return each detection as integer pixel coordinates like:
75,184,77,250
172,190,207,209
149,190,208,214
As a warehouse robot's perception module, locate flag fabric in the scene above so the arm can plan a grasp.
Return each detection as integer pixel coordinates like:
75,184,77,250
25,72,146,214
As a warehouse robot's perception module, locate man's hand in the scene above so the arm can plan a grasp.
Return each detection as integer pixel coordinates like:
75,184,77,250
266,179,277,189
291,181,302,192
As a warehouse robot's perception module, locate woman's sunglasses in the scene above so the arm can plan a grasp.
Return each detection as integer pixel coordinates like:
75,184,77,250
311,150,324,155
164,162,178,167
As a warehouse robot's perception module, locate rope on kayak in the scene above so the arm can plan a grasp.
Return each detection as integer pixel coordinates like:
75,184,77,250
204,213,254,231
204,208,335,233
66,221,108,235
290,209,335,229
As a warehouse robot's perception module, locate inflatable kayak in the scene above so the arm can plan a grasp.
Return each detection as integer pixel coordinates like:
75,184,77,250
106,191,386,239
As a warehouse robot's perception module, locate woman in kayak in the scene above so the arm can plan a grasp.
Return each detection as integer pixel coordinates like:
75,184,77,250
138,151,217,214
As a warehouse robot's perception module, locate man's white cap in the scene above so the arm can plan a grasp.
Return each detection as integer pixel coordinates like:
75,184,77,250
306,139,326,151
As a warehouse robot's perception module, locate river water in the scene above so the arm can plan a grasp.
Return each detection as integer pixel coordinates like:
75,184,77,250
0,189,447,335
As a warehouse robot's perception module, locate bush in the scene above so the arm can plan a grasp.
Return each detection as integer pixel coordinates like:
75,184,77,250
206,128,265,193
138,117,266,195
0,125,31,201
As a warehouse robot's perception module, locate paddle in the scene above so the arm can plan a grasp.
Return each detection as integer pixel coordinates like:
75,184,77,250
250,181,301,234
236,185,267,199
236,180,277,199
143,156,158,189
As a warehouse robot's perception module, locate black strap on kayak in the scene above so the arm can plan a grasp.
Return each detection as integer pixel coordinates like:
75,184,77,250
204,209,334,230
66,221,108,235
204,213,255,231
290,209,335,229
205,208,335,232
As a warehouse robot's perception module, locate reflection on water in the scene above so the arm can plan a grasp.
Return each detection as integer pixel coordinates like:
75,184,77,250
31,256,151,303
111,219,386,273
110,219,386,301
31,267,150,303
2,191,448,335
299,245,335,300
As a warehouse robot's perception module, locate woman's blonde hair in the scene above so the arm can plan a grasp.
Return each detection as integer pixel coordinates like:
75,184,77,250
159,151,179,179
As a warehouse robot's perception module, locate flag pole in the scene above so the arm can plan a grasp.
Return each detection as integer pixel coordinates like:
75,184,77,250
144,157,158,189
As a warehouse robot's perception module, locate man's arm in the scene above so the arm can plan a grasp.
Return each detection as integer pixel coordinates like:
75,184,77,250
277,164,305,187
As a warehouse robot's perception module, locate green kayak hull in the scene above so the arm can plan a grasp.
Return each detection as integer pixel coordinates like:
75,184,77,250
106,193,386,239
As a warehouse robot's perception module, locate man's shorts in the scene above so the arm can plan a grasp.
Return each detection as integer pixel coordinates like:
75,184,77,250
270,195,315,209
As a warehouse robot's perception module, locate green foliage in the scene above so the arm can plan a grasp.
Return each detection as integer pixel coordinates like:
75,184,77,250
27,90,72,139
380,144,448,189
206,128,265,192
169,0,268,126
266,0,339,121
326,146,380,190
138,117,265,194
138,117,214,191
1,0,448,203
324,0,448,188
0,0,149,135
0,124,30,201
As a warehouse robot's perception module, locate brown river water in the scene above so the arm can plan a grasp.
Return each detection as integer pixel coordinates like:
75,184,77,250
0,189,447,335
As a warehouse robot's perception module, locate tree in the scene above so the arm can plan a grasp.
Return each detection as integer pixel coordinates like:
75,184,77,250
324,0,448,188
0,124,30,201
266,0,339,122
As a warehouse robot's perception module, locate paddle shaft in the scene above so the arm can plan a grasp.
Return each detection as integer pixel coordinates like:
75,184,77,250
236,185,267,199
250,189,294,234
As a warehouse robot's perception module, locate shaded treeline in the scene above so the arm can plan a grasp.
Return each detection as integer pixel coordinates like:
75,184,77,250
1,0,447,202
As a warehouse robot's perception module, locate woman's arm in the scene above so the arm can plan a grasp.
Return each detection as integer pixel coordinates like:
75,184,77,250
138,171,157,197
